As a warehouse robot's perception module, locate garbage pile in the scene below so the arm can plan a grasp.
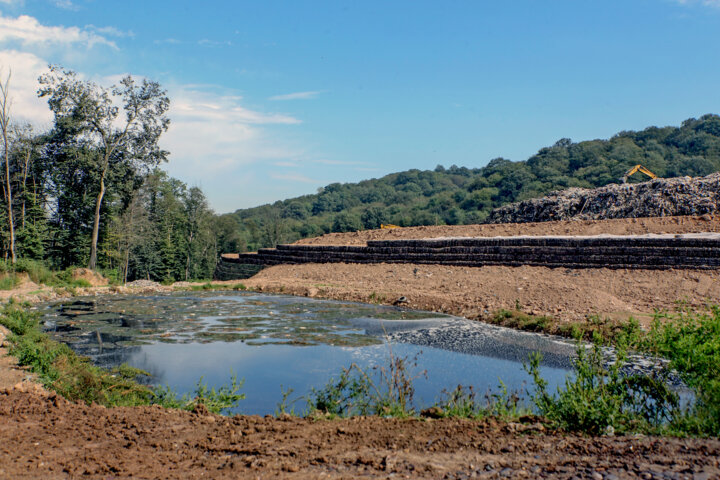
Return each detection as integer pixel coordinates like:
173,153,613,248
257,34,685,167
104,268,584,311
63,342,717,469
486,173,720,224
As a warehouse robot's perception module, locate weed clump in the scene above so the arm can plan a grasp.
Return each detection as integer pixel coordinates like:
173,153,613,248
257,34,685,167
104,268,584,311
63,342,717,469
307,350,425,418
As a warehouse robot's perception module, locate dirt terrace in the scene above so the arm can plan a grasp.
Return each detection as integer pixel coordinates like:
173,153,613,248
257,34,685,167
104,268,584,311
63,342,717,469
237,216,720,327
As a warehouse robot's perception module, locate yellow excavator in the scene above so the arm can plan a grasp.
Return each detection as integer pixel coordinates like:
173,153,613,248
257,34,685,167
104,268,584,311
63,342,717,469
380,224,400,229
622,164,658,183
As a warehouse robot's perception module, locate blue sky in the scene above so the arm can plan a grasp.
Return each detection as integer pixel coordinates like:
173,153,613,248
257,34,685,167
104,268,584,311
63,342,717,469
0,0,719,212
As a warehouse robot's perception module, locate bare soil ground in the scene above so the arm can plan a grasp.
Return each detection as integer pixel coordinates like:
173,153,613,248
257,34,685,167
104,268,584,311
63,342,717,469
1,215,720,478
1,388,718,480
241,216,720,327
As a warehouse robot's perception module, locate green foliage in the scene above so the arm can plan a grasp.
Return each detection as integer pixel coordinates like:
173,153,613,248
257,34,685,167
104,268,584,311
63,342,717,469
14,258,57,285
525,334,679,435
152,374,245,414
231,114,720,248
0,273,21,290
0,303,154,406
307,350,426,418
643,306,720,436
275,386,302,416
433,383,529,419
492,309,552,332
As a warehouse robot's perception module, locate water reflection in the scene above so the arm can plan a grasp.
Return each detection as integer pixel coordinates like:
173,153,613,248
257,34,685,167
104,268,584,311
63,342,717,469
38,291,575,415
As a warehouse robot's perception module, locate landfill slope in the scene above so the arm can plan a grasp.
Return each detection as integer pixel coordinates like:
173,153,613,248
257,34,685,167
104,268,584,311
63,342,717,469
486,173,720,224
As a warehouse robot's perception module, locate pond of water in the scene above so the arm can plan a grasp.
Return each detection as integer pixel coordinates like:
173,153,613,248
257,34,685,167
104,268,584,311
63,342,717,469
37,291,576,415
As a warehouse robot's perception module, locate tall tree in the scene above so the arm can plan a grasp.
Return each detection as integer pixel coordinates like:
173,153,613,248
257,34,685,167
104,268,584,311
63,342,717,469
38,66,170,270
0,69,15,263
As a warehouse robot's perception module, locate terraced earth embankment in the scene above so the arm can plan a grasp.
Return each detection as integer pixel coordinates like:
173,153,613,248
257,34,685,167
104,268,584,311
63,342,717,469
221,233,720,272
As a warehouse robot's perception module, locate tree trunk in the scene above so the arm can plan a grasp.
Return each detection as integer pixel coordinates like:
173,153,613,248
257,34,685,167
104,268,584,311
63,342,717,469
1,74,14,264
123,248,129,284
3,128,14,264
88,174,106,270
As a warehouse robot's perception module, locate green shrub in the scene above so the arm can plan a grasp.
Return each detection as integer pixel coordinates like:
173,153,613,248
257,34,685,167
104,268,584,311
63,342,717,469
0,274,22,290
643,306,720,436
432,383,528,419
14,258,58,285
525,333,679,435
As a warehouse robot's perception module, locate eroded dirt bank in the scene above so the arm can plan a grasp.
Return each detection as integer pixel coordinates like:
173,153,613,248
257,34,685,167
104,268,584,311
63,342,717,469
1,388,718,480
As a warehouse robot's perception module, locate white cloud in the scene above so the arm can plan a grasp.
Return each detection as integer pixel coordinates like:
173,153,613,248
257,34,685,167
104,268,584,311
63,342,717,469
0,13,117,49
163,85,304,182
270,173,318,183
269,91,321,101
52,0,78,10
671,0,720,7
273,161,300,167
198,39,232,47
313,158,369,166
87,25,134,38
0,50,53,127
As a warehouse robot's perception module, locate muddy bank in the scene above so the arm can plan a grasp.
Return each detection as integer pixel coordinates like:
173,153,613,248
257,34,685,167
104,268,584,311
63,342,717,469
0,388,718,479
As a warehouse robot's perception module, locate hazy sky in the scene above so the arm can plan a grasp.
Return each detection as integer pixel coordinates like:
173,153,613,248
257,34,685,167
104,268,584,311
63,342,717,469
1,0,719,212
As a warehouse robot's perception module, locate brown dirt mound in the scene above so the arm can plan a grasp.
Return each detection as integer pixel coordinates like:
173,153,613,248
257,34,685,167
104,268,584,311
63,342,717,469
293,215,720,246
0,389,717,479
71,268,108,287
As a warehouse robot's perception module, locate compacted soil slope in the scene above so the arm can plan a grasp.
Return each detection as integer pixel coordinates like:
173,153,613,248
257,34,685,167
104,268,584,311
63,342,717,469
239,216,720,326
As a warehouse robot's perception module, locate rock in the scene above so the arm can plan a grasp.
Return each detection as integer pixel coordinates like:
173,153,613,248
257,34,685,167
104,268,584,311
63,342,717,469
420,406,444,418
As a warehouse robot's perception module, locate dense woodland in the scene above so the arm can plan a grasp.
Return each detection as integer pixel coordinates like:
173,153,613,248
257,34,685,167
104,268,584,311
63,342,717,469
232,114,720,251
0,67,241,282
0,65,719,281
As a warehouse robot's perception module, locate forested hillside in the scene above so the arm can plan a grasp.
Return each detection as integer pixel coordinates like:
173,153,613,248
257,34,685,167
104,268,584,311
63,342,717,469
229,114,720,251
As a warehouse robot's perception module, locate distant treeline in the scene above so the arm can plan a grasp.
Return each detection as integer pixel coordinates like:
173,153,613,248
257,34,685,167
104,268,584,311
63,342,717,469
228,114,720,252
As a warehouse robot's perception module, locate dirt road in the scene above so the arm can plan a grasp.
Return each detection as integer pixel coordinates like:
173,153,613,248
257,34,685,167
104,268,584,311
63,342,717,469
1,388,718,479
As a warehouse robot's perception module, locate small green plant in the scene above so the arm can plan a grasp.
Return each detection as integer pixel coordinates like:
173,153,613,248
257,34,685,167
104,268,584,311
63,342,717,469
275,385,301,416
433,383,529,420
307,348,426,418
232,283,247,291
643,306,720,436
369,291,386,304
492,309,551,332
152,374,245,414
